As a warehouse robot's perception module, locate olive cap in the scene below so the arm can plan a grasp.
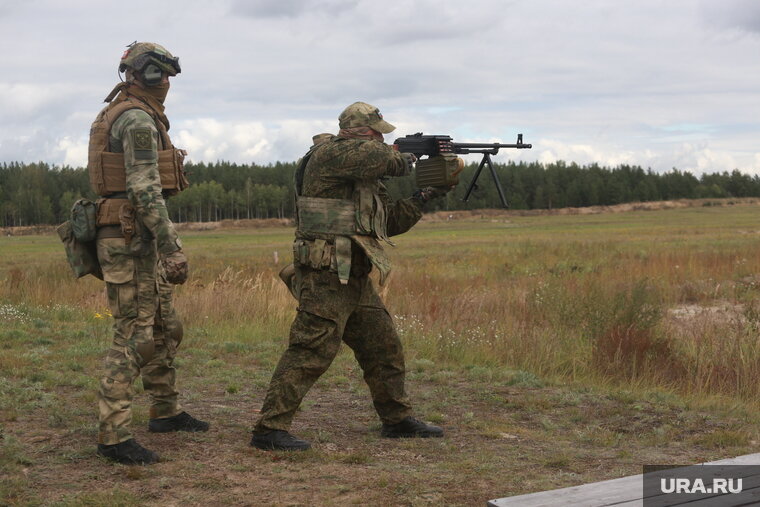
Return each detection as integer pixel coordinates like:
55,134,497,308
338,102,395,133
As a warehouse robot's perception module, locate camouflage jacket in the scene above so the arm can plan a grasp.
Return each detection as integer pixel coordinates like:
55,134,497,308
298,136,423,239
295,136,423,281
108,108,181,255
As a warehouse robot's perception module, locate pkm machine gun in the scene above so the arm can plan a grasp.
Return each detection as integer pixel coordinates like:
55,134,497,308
394,133,532,208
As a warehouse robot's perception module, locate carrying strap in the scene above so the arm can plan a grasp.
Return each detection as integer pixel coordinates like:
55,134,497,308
293,144,321,230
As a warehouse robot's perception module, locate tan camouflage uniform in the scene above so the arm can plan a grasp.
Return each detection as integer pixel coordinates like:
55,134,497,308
254,134,424,433
96,106,184,445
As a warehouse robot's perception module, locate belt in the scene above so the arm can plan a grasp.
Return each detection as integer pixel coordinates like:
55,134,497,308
96,225,124,239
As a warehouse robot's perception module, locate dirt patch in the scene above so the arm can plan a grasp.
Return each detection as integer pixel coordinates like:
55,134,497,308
2,377,754,506
668,301,746,325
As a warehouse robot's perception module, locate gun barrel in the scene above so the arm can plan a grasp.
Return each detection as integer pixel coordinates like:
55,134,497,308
453,142,532,154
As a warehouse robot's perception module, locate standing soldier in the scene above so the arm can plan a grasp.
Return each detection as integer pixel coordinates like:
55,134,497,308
252,102,453,451
89,42,208,465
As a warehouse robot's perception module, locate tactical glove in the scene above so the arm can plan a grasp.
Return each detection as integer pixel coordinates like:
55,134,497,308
412,186,451,204
162,250,189,285
387,152,416,177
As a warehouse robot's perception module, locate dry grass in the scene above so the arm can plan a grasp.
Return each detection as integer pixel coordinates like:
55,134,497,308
4,202,760,504
4,203,760,400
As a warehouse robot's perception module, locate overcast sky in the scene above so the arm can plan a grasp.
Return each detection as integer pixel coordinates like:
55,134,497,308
1,0,758,174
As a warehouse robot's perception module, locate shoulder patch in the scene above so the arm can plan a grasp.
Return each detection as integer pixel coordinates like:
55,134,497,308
132,128,153,150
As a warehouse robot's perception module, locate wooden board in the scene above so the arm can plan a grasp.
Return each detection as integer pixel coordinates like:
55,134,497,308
487,453,760,507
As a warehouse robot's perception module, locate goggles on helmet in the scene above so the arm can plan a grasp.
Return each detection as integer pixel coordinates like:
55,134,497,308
120,50,181,76
133,51,181,75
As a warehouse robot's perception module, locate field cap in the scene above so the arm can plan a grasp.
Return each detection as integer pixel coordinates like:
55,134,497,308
338,102,395,133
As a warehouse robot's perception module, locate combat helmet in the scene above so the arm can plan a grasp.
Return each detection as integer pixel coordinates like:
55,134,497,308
119,42,181,77
338,102,395,133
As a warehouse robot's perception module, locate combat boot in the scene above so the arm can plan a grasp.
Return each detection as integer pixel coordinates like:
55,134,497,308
148,411,210,433
380,416,444,438
97,438,159,465
250,430,311,451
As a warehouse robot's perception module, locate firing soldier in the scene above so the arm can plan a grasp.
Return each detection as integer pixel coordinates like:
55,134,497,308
89,42,208,465
252,102,455,451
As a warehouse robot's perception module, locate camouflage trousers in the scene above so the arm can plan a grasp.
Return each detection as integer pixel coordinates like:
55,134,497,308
96,236,183,445
254,266,412,432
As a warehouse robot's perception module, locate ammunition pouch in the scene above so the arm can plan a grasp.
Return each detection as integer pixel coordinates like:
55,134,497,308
56,220,103,280
70,198,98,242
292,238,336,271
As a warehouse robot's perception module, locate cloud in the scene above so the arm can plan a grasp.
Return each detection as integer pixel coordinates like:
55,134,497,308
173,118,335,164
229,0,358,18
0,83,70,118
56,136,88,167
535,138,750,175
701,0,760,34
0,0,758,176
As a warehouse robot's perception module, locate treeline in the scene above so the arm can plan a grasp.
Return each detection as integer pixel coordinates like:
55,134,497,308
1,160,759,227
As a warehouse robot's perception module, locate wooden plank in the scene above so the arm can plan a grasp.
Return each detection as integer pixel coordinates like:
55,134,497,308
488,453,760,506
644,466,760,507
487,474,643,507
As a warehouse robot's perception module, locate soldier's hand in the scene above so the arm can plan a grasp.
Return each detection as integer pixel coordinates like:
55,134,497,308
413,186,452,204
162,250,189,285
403,153,417,174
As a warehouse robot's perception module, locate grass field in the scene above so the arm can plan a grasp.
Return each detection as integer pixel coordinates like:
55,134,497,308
3,202,760,505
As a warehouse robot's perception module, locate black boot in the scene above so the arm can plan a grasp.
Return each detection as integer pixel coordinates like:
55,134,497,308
250,430,311,451
148,411,210,433
381,416,444,438
97,438,159,465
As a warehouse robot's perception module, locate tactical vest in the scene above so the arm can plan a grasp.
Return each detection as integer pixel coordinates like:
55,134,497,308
293,143,393,285
88,94,189,198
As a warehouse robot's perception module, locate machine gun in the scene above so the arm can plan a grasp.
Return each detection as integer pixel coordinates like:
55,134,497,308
394,133,532,208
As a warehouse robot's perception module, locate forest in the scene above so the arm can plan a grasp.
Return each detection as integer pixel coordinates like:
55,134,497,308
1,159,758,226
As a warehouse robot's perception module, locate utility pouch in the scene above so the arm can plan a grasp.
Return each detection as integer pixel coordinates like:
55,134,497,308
118,203,136,243
70,198,98,242
56,220,103,280
96,198,130,226
293,239,335,270
293,239,310,267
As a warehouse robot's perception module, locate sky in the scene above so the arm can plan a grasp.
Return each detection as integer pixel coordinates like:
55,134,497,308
1,0,758,174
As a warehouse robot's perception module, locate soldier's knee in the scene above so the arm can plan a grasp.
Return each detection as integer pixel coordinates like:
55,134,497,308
290,311,339,352
133,326,155,366
136,339,155,367
99,377,133,400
